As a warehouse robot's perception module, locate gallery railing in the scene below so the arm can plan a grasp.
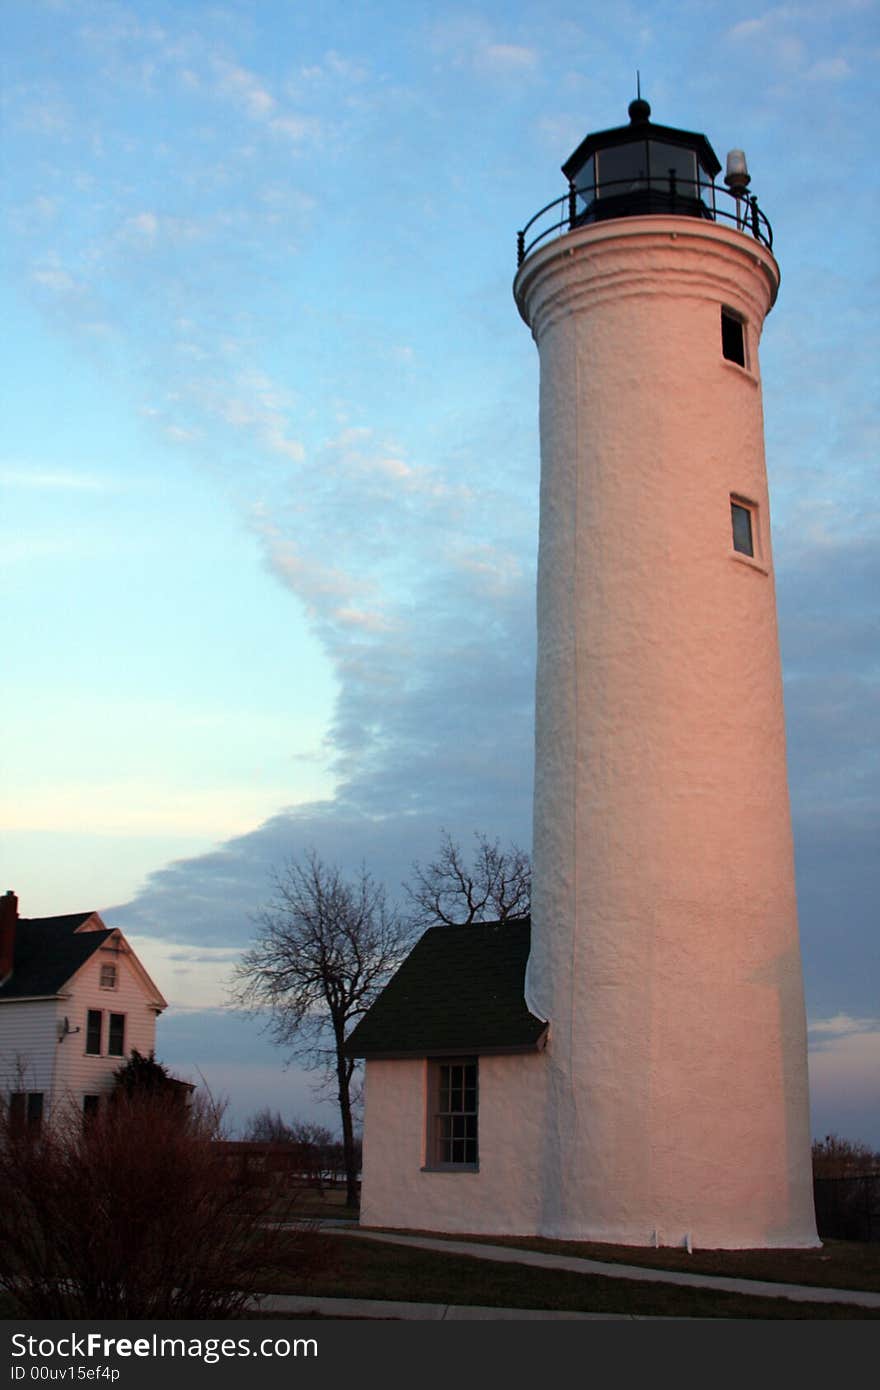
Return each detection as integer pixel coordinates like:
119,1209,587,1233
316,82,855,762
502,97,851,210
516,174,773,267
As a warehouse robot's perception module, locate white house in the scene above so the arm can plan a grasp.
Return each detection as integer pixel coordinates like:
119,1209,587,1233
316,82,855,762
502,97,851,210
0,890,167,1126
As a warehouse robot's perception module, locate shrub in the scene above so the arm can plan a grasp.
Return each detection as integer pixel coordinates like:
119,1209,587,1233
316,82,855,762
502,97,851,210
0,1090,317,1318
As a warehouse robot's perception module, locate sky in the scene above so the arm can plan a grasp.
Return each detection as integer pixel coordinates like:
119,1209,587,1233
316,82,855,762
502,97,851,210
1,0,877,1146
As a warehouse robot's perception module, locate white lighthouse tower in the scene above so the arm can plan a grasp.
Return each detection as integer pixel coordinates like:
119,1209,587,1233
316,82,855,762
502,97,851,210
515,99,819,1248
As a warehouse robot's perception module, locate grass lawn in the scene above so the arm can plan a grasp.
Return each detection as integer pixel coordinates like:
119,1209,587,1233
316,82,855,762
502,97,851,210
373,1230,880,1294
3,1184,875,1320
267,1229,880,1319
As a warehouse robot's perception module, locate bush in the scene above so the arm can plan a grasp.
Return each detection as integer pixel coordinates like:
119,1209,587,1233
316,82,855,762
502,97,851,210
0,1091,317,1318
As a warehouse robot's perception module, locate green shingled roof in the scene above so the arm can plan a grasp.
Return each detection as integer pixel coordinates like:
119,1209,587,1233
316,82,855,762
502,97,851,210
345,917,547,1058
0,915,111,1000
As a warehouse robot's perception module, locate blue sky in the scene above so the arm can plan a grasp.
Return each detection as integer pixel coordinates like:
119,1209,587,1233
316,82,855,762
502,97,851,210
2,0,877,1144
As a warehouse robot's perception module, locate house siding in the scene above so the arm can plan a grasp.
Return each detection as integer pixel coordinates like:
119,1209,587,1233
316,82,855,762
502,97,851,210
0,999,59,1100
54,943,160,1109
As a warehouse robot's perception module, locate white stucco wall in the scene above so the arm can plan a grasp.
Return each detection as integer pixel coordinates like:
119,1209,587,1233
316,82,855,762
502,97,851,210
359,1053,547,1235
513,216,818,1248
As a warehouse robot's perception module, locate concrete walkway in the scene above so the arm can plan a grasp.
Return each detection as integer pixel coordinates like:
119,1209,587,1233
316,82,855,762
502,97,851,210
254,1293,631,1319
263,1224,880,1318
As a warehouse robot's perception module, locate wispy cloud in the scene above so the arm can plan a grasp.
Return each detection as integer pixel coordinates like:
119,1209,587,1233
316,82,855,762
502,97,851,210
429,16,540,77
0,467,112,492
481,43,539,74
809,1014,879,1039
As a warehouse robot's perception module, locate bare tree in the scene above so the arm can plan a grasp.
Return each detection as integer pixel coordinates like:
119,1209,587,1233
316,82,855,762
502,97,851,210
242,1107,293,1143
230,853,411,1206
404,829,531,929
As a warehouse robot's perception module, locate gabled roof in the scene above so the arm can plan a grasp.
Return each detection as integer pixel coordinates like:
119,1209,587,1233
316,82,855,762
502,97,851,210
0,914,112,1000
345,917,547,1059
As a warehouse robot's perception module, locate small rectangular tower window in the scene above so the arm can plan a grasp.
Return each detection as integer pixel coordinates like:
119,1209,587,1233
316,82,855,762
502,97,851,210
100,963,117,989
731,499,755,556
427,1058,478,1169
86,1009,102,1055
721,308,746,367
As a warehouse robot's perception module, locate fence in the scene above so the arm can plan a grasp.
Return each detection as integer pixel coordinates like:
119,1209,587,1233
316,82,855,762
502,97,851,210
813,1174,880,1242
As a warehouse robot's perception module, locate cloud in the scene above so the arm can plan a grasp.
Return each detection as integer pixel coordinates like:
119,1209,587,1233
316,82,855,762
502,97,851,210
0,468,111,492
808,1022,880,1147
31,267,81,295
481,44,539,74
804,56,851,80
214,60,276,118
126,211,159,240
809,1014,879,1041
429,17,539,78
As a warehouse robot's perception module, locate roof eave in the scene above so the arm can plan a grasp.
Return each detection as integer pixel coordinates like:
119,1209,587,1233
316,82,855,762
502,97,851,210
563,122,722,180
348,1026,549,1061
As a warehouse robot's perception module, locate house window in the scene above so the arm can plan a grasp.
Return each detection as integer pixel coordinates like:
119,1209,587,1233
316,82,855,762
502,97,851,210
9,1091,44,1131
428,1058,478,1169
108,1013,125,1057
86,1009,102,1055
721,307,746,367
83,1094,100,1123
100,963,117,989
731,498,756,557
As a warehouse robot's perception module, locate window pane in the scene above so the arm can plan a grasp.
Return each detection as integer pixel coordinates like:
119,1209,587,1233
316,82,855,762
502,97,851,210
573,154,595,215
431,1057,478,1166
731,503,754,556
86,1010,102,1054
722,309,746,366
26,1092,43,1126
596,142,647,197
648,142,697,194
108,1013,125,1057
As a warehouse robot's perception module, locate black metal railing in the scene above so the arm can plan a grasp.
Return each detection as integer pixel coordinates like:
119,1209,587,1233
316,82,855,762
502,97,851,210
516,174,773,267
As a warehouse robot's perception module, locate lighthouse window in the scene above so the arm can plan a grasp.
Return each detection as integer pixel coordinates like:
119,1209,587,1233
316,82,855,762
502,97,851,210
648,142,697,195
426,1058,478,1169
596,141,647,198
721,308,746,367
731,500,755,556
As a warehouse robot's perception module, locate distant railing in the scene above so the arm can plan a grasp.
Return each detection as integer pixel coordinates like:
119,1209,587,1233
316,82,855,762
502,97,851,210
516,174,773,267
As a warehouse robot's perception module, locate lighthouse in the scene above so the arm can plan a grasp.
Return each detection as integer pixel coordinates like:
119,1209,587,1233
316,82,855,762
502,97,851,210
348,98,817,1251
515,99,819,1247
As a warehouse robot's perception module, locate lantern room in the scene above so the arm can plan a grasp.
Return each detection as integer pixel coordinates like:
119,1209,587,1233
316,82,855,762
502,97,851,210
562,97,722,224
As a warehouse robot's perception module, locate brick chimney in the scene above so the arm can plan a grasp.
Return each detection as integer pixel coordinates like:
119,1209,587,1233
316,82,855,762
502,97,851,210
0,891,18,983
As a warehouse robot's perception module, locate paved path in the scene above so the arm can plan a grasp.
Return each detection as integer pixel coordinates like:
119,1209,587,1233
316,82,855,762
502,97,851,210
323,1227,880,1312
254,1293,632,1319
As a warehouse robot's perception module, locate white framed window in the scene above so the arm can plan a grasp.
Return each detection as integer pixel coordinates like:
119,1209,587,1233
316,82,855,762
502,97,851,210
85,1009,126,1056
100,962,117,989
425,1057,478,1170
86,1009,102,1055
108,1013,126,1057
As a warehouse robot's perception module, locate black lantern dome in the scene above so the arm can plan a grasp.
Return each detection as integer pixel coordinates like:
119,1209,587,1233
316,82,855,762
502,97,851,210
562,98,722,225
